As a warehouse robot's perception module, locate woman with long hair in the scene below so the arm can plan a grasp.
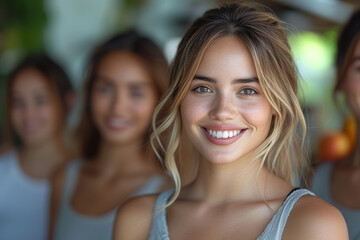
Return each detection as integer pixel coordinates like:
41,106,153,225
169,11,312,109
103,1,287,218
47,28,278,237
52,30,170,240
114,3,348,239
311,8,360,240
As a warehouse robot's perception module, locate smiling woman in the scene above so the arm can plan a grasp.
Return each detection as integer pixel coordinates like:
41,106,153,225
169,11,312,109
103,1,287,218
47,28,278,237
0,54,73,240
181,36,274,164
50,30,171,240
113,3,349,240
90,50,158,146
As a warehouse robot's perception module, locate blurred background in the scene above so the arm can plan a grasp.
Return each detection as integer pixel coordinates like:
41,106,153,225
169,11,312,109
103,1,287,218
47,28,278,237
1,0,359,161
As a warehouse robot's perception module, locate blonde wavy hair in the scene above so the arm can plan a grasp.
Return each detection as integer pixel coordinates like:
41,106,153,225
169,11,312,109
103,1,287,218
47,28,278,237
151,3,308,207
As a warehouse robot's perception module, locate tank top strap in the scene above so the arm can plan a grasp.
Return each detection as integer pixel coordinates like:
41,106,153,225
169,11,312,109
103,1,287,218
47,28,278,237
148,189,174,240
258,188,315,239
132,175,165,197
61,160,83,203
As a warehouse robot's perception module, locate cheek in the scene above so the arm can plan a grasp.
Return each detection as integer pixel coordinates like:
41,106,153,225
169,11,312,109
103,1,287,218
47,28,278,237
91,93,110,117
10,107,22,120
180,95,197,129
240,101,273,130
345,72,360,94
10,108,22,130
180,94,210,135
133,97,156,122
39,103,60,129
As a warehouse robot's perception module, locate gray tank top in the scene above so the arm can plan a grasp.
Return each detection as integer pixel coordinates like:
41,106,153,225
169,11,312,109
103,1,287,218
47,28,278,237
149,188,314,240
311,163,360,240
54,160,166,240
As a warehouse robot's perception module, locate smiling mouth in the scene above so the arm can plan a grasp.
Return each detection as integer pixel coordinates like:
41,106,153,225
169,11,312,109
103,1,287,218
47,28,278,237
106,118,130,129
203,128,246,139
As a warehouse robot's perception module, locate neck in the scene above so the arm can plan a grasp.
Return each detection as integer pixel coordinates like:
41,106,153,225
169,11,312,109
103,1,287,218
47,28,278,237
346,119,360,166
19,138,68,179
89,139,155,176
186,155,279,203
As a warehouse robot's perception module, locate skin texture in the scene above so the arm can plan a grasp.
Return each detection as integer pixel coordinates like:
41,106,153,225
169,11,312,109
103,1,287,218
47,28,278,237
113,36,348,240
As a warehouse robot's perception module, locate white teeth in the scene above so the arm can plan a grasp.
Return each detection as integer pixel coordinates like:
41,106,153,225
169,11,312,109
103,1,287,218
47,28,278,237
108,118,128,128
206,129,243,139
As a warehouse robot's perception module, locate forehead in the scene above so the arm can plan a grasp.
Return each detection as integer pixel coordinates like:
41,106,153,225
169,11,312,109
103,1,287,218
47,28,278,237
196,35,257,79
12,68,52,94
96,50,152,85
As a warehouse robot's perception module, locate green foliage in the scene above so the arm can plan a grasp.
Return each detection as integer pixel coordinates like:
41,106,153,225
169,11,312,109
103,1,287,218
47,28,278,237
0,0,47,139
0,0,46,53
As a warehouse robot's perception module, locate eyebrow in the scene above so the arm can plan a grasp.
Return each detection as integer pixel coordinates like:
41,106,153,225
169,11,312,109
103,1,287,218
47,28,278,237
352,56,360,63
96,76,151,88
128,82,150,89
193,74,258,84
95,76,114,84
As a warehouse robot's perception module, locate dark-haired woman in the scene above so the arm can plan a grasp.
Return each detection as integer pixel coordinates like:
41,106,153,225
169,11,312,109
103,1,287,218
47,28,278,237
311,8,360,240
0,54,73,240
52,30,170,240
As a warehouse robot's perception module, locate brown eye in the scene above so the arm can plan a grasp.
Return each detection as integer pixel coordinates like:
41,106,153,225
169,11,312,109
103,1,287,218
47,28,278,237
131,89,144,98
239,88,256,96
193,86,212,93
98,84,113,95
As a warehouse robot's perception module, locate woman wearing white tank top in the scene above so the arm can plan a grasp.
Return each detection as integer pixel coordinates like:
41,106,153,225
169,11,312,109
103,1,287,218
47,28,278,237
0,54,73,240
113,3,348,240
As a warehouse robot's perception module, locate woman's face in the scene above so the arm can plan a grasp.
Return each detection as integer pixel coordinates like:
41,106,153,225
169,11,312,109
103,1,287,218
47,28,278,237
180,36,274,164
91,51,158,145
343,39,360,118
10,68,60,146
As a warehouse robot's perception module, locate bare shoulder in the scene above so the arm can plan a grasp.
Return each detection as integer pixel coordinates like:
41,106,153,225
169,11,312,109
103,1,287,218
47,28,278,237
113,194,158,240
283,194,348,240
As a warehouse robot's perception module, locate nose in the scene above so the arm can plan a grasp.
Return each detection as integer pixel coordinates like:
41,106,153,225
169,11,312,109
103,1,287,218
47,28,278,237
111,90,128,114
24,103,36,120
209,92,237,121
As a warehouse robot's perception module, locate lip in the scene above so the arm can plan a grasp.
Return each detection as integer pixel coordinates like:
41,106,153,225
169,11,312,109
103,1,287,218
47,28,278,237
201,125,247,145
22,122,43,135
202,124,243,131
105,117,131,130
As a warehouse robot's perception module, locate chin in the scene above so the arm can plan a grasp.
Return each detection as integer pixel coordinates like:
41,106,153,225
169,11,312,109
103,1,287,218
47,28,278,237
24,136,50,146
105,133,141,146
200,152,241,165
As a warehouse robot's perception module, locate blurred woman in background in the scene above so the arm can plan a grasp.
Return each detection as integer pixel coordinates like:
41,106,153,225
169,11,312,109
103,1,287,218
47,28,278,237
311,8,360,240
0,53,73,240
52,30,170,240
